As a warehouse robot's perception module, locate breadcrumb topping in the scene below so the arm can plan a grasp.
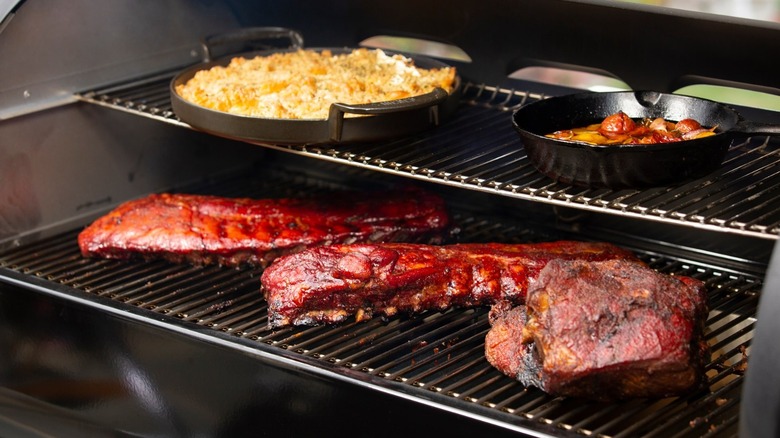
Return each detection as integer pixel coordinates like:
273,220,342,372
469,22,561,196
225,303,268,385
175,48,457,120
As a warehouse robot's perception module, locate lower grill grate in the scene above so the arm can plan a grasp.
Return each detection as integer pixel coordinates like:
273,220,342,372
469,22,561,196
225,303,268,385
77,77,780,240
0,167,761,437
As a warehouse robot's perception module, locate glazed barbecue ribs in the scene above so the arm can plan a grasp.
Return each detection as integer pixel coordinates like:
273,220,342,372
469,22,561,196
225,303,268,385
78,187,451,268
485,258,709,401
261,240,636,328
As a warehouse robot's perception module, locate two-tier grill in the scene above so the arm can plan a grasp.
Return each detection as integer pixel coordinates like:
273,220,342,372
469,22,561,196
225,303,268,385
1,1,779,437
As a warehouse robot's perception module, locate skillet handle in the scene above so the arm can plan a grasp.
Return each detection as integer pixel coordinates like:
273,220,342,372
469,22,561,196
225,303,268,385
327,88,449,142
733,119,780,137
201,27,305,62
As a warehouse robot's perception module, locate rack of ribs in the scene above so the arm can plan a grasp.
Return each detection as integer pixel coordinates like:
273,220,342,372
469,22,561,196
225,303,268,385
261,240,637,328
485,258,709,401
78,187,451,268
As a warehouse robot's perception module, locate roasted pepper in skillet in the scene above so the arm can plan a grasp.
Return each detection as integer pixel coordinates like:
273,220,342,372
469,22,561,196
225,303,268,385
546,111,717,145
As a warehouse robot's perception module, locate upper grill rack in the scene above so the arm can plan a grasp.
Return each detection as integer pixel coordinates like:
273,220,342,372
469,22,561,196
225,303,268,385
0,166,762,438
77,74,780,241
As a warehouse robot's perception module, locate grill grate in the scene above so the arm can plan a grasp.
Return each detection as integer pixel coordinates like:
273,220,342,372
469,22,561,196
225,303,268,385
0,167,761,438
77,77,780,240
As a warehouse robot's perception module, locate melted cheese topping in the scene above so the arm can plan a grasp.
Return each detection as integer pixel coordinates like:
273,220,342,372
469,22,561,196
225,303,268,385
175,48,457,120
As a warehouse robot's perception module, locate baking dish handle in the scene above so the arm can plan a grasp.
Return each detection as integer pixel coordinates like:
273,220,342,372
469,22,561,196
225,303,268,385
201,27,305,62
327,87,449,142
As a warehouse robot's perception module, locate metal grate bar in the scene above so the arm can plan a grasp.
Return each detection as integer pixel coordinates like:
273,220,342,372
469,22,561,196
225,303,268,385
302,318,405,360
337,314,469,368
437,348,497,397
362,311,488,375
395,327,488,387
76,79,780,240
651,379,743,438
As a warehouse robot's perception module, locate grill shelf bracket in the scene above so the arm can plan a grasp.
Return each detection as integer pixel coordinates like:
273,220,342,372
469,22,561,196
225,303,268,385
77,77,780,241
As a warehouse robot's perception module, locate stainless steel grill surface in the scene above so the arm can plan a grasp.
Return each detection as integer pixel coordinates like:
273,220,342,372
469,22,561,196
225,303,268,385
0,165,762,437
78,78,780,240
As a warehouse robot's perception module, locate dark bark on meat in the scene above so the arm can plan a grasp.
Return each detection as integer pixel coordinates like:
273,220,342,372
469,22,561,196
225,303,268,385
485,301,544,389
261,240,637,328
78,187,452,268
485,258,709,401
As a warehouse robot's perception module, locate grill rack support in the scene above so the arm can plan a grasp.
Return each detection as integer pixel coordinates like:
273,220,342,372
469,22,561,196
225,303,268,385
77,79,780,241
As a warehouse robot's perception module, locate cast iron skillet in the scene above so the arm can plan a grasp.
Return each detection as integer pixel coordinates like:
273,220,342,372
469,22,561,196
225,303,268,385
512,90,780,189
171,27,460,145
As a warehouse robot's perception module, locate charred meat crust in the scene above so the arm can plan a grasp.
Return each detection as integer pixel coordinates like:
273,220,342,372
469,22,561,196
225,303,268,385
261,240,637,328
486,258,709,401
78,187,452,268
